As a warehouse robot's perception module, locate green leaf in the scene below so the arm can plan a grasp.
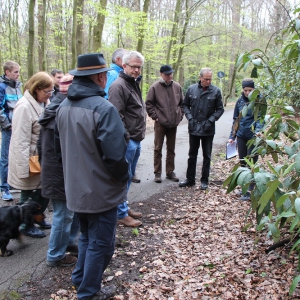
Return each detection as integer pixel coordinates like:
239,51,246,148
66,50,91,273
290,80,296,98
266,140,277,149
268,223,280,239
254,171,272,194
295,198,300,217
241,223,252,232
291,238,300,252
251,67,258,78
279,211,295,218
296,19,300,30
258,180,280,214
295,152,300,172
242,105,248,118
271,152,278,163
290,216,300,232
289,275,300,295
276,193,293,209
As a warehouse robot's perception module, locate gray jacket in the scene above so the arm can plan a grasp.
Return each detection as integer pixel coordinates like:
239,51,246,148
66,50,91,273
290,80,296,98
183,82,224,136
56,77,129,214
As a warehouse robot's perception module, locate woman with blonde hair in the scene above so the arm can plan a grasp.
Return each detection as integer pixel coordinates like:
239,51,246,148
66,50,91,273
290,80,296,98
8,72,54,237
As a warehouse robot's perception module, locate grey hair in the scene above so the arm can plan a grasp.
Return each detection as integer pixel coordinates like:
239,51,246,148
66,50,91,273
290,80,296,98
199,68,212,77
122,51,145,65
112,48,126,63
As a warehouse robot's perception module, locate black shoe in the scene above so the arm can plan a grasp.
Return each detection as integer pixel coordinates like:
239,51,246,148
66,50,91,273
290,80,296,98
200,182,208,190
35,219,52,229
88,285,116,300
240,192,251,201
179,179,195,187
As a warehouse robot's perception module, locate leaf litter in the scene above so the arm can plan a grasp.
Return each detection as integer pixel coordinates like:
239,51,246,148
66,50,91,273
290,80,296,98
20,148,300,299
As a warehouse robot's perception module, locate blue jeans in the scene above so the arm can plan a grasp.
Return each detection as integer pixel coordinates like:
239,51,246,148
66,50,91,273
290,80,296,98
47,199,80,262
0,129,11,192
118,139,141,219
72,207,117,299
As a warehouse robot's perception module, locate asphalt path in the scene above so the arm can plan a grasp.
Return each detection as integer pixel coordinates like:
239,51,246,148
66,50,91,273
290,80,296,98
0,106,233,296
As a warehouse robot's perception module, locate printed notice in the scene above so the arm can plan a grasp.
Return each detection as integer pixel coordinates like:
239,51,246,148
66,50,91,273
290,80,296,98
226,141,238,160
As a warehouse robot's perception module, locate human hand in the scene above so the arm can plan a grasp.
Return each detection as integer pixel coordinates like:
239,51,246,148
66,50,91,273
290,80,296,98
228,139,235,144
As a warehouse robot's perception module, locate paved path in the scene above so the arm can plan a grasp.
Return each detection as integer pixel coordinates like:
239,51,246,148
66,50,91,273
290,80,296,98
0,107,233,296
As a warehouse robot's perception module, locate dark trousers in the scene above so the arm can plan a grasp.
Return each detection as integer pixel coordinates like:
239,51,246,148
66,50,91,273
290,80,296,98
186,135,214,183
72,207,117,299
154,121,177,175
237,136,258,190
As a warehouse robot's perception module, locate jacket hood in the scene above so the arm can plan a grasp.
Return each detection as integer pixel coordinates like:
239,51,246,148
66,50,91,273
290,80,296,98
67,76,106,100
39,93,66,127
0,74,22,89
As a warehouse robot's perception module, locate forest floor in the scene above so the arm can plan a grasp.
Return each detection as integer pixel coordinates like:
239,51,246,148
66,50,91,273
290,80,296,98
16,144,300,300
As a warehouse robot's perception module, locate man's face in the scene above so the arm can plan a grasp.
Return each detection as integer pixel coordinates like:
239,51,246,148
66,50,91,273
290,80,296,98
53,72,64,87
5,67,20,81
99,72,108,89
123,57,143,79
161,72,173,84
199,71,212,88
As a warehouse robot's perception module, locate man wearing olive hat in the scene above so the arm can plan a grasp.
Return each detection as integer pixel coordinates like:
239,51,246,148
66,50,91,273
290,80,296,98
56,53,129,300
146,64,184,183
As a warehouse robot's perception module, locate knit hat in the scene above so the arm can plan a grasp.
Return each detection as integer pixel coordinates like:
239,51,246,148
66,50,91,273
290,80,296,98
59,73,74,94
242,79,255,89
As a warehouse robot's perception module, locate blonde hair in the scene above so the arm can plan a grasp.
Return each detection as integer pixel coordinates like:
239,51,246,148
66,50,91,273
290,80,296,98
24,72,54,99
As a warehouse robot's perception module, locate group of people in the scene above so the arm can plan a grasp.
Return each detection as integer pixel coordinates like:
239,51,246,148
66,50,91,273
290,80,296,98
0,50,262,299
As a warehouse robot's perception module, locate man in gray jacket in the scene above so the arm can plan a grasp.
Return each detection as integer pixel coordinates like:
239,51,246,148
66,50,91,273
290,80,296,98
179,68,224,190
146,65,183,183
56,53,129,300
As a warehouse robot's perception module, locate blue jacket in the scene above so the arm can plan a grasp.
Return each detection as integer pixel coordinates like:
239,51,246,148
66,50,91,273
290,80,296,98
0,75,22,129
229,93,264,140
104,63,123,99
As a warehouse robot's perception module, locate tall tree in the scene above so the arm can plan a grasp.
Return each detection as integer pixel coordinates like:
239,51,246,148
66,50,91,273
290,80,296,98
28,0,36,77
93,0,108,51
136,0,151,53
38,0,46,71
76,0,84,55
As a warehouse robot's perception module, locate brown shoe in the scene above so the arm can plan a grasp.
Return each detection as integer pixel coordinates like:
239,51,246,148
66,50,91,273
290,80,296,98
166,171,179,182
118,216,142,227
132,174,141,183
46,254,77,267
154,173,162,183
128,209,142,219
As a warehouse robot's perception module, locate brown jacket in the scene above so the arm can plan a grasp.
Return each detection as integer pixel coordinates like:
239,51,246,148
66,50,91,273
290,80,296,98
109,72,146,142
146,79,183,128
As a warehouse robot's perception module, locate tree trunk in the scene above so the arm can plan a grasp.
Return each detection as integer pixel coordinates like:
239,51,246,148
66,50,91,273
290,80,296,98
136,0,150,53
93,0,108,51
38,0,46,71
76,0,84,55
71,0,78,69
28,0,36,77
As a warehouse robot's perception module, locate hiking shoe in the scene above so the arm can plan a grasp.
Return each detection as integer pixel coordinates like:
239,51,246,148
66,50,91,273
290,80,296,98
118,216,142,227
132,174,141,183
240,192,251,201
200,182,208,190
154,173,162,183
20,226,46,238
35,219,52,229
179,179,195,187
46,254,77,267
88,285,117,300
2,191,13,201
128,209,142,219
166,171,179,182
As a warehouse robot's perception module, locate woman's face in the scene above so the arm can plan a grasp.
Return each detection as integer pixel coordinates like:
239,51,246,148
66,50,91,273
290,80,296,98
243,87,254,98
35,84,54,103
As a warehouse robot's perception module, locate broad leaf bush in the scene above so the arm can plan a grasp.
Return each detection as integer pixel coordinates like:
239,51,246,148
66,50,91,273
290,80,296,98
224,7,300,295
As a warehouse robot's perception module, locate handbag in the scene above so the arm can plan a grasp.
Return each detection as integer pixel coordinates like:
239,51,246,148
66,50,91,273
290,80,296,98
29,155,41,175
232,111,242,138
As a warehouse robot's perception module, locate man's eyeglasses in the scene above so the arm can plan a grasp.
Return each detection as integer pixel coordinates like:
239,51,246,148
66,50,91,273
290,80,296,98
126,64,143,70
43,89,55,95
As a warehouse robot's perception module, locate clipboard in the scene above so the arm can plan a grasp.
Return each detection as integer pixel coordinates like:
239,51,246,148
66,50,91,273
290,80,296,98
226,141,238,160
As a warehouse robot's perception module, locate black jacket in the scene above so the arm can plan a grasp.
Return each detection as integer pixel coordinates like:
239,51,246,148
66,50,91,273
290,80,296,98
38,93,66,200
183,82,224,136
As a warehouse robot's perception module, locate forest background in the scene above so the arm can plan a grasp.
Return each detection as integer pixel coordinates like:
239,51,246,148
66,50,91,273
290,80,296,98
0,0,299,102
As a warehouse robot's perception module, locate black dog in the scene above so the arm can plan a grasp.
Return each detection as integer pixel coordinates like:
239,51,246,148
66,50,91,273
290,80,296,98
0,201,43,257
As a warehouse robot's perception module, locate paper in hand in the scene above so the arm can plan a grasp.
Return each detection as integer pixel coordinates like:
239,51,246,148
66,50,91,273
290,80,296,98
226,141,237,160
